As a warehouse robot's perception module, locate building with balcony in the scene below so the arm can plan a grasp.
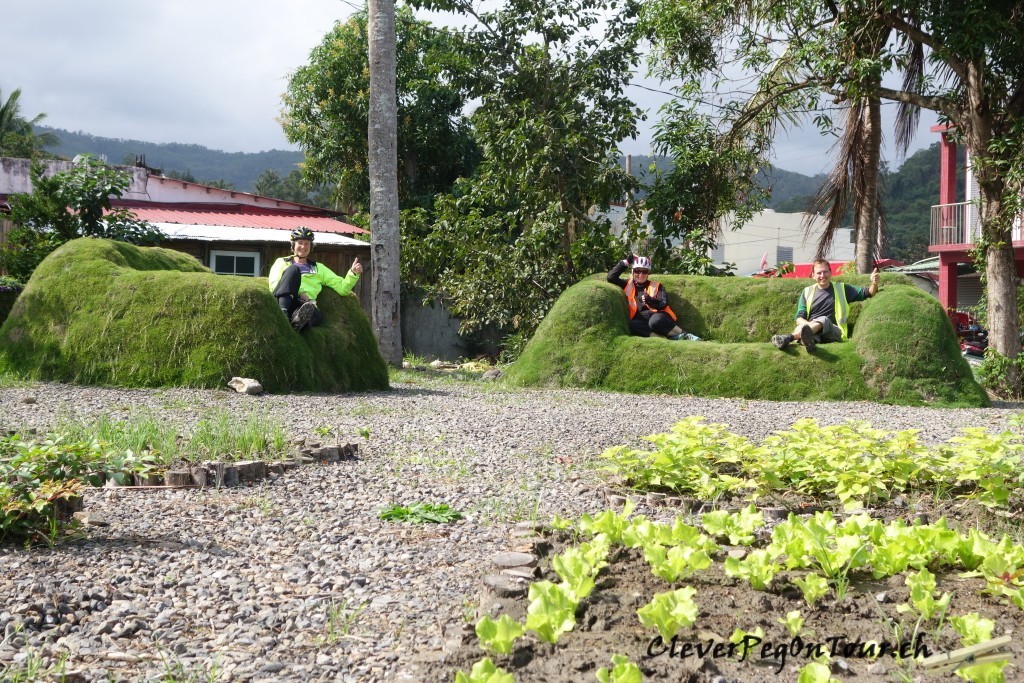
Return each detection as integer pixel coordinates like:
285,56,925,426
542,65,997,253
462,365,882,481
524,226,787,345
929,125,1024,313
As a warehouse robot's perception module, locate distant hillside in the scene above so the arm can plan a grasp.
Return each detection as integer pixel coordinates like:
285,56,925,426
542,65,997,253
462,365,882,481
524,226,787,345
34,126,942,262
37,126,304,192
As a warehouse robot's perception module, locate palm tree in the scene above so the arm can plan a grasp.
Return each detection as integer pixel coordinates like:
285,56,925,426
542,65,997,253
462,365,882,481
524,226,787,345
0,88,59,158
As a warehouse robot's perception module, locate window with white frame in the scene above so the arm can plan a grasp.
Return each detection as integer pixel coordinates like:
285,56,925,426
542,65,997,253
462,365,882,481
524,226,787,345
210,250,260,277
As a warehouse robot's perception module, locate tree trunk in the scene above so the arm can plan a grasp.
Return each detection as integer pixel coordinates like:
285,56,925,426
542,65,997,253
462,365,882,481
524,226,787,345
854,97,881,274
368,0,402,366
985,241,1021,389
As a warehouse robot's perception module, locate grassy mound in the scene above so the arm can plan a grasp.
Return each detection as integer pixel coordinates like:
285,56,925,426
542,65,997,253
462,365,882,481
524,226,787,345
505,273,987,406
0,238,389,392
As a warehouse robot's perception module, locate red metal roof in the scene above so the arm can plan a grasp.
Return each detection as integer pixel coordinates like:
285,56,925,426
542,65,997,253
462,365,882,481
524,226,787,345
124,207,367,235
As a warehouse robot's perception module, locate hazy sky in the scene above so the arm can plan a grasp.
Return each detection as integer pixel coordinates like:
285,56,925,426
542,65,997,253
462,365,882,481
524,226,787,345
3,0,938,177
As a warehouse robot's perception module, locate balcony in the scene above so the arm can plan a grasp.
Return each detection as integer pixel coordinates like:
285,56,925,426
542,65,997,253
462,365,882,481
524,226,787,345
930,201,1024,248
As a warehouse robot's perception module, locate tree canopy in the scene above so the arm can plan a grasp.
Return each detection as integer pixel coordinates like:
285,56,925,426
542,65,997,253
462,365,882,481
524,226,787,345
0,157,161,281
0,88,58,158
280,5,477,213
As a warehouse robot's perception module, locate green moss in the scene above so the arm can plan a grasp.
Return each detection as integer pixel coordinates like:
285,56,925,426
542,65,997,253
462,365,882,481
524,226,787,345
0,238,389,392
505,273,988,407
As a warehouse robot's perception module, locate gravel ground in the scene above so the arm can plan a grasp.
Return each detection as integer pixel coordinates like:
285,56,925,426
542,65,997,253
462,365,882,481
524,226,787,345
0,374,1021,682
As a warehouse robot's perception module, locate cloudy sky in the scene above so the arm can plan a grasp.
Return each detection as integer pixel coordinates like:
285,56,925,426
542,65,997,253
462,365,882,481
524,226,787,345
4,0,938,177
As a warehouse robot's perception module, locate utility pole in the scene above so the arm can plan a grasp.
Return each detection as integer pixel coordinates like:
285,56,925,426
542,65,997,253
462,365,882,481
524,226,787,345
367,0,402,365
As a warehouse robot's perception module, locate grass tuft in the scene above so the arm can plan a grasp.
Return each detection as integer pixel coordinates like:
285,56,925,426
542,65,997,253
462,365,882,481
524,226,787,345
504,273,987,406
0,238,389,392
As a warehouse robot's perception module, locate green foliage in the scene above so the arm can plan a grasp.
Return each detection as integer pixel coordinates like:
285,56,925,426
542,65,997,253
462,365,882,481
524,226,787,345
0,238,389,392
600,415,1024,513
976,348,1024,400
505,275,987,406
281,5,476,211
454,658,515,683
778,610,805,637
474,614,525,655
700,504,764,545
595,654,642,683
897,568,951,622
637,586,699,642
524,580,578,644
0,435,133,545
0,87,58,158
401,0,641,348
792,574,830,606
55,410,290,465
796,661,839,683
251,169,328,207
0,157,161,280
377,502,463,524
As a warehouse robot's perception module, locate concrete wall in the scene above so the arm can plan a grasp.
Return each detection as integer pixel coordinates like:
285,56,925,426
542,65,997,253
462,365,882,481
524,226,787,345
0,156,316,212
401,297,472,361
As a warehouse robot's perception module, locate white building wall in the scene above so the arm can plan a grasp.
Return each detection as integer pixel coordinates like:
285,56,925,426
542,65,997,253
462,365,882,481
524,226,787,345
0,157,312,212
717,209,855,275
599,205,855,275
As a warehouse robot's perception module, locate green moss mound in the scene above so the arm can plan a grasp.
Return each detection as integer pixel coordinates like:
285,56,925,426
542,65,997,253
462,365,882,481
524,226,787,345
0,238,389,392
505,273,988,406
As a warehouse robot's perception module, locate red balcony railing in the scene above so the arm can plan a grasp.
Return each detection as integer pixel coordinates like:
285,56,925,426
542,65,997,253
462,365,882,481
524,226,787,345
930,201,1024,247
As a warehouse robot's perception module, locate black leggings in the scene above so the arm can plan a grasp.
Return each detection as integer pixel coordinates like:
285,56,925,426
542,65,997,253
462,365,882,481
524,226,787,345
629,311,676,337
273,265,324,328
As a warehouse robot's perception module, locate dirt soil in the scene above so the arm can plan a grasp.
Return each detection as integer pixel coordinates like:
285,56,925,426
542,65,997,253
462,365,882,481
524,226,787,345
415,497,1024,682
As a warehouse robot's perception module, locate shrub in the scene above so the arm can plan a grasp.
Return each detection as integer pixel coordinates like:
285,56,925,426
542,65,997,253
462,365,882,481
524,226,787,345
0,435,130,545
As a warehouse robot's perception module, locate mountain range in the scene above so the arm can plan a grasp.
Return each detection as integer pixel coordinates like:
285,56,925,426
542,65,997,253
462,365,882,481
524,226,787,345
37,125,946,263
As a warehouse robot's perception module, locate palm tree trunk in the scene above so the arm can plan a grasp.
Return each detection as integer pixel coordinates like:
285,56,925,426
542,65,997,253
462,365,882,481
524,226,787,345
368,0,402,366
854,97,882,274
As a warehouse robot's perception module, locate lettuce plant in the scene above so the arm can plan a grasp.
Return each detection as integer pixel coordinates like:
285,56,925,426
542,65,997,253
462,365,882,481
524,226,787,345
949,613,1009,683
779,610,805,637
897,568,950,621
454,657,515,683
475,614,525,655
595,654,642,683
637,587,699,642
700,504,764,545
724,549,781,590
524,581,577,644
792,573,830,606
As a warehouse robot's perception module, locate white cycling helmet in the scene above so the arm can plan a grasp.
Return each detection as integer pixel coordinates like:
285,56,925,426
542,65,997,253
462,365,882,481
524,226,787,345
633,256,652,271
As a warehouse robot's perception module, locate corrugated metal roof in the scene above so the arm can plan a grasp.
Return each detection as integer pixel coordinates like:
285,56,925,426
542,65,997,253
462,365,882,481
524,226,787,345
154,223,369,247
128,207,367,235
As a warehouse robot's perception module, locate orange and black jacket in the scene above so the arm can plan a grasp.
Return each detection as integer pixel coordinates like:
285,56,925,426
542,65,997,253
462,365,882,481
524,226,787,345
607,260,677,321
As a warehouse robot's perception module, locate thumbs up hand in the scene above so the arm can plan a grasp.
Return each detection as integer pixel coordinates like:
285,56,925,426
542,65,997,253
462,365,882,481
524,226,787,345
351,257,363,275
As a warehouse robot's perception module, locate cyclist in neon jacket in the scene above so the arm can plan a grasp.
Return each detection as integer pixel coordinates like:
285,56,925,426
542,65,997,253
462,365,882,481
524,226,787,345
268,227,362,331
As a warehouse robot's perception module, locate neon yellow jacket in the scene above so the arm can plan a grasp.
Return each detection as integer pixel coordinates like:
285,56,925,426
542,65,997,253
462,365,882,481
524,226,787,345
268,257,359,301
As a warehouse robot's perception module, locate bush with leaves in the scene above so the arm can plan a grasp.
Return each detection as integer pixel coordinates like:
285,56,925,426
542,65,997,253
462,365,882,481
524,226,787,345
0,434,137,546
0,156,161,281
403,0,643,350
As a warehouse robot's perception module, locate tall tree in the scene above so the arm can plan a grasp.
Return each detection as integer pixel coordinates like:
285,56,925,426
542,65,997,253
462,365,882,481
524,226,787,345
367,0,403,366
280,5,476,213
403,0,643,348
0,88,58,158
641,0,1024,393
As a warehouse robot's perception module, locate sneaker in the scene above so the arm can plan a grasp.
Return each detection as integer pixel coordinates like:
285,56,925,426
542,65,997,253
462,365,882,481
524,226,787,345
799,324,816,353
771,334,790,349
683,333,702,341
290,300,317,331
667,333,684,341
